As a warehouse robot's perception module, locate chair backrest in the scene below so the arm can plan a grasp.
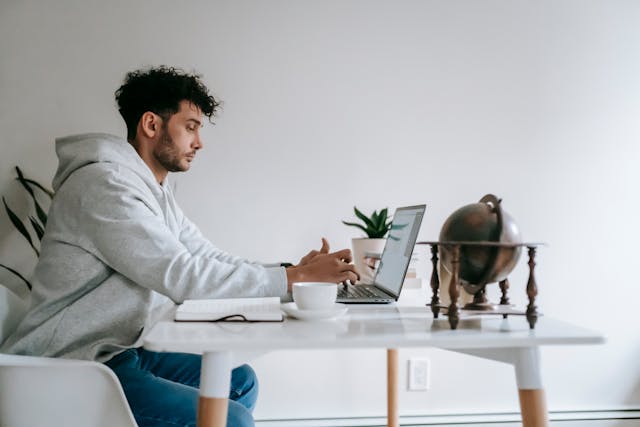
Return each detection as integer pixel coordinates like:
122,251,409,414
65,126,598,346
0,287,137,427
0,353,138,427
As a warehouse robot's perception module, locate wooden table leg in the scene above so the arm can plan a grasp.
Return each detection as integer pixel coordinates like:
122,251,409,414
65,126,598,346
453,347,549,427
198,351,231,427
387,349,399,427
519,389,548,427
514,347,548,427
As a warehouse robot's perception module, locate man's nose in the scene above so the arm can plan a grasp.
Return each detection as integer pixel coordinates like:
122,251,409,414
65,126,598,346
194,132,203,150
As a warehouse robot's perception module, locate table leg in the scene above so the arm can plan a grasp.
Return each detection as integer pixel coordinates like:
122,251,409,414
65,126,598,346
519,389,548,427
513,347,548,427
452,347,549,427
387,349,399,427
198,351,231,427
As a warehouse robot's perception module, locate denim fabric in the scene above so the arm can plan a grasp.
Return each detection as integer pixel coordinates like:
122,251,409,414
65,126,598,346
105,348,258,427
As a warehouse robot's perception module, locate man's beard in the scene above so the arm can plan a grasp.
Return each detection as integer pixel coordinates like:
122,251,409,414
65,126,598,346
154,128,189,173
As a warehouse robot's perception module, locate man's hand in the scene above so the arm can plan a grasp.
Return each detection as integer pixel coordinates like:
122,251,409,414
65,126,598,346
298,238,330,266
298,238,353,266
287,239,357,290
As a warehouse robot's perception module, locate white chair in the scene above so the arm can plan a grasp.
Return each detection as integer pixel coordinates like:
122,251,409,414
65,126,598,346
0,353,138,427
0,287,138,427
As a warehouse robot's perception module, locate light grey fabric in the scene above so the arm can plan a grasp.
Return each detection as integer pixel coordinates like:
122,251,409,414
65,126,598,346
1,133,287,362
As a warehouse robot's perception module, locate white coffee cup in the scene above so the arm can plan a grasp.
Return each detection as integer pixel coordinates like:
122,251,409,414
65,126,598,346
292,282,337,311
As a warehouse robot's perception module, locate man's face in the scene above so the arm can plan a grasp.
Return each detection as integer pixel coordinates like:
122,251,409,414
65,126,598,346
153,100,203,173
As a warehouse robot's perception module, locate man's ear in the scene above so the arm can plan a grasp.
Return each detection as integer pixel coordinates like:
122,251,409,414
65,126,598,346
139,111,162,139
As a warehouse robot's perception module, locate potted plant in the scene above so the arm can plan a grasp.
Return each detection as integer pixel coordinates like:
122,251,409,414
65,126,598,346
1,166,52,295
0,167,51,343
342,207,392,284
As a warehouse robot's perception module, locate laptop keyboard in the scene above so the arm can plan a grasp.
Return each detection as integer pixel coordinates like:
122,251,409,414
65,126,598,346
338,285,387,299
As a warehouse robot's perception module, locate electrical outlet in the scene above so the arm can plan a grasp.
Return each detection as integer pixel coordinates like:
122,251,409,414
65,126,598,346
407,358,430,391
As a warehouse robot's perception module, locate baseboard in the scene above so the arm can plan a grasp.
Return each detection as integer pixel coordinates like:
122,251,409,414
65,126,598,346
255,409,640,427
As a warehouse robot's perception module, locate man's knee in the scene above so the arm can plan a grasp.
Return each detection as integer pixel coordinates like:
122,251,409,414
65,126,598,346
228,400,255,427
230,364,259,410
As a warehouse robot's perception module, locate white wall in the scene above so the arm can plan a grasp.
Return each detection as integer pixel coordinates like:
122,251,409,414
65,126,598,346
1,0,638,419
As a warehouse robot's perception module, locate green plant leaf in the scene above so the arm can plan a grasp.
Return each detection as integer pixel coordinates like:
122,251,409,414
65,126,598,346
369,208,390,235
341,221,370,236
34,202,47,228
353,206,375,229
368,230,383,238
0,263,32,291
379,208,388,225
370,210,380,229
2,196,39,256
29,216,45,241
15,167,33,194
22,179,54,199
15,167,49,228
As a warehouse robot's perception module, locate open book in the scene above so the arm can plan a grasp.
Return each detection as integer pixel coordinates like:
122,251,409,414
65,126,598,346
175,297,284,322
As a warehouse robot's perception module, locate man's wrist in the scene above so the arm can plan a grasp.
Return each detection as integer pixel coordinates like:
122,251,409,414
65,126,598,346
285,266,305,291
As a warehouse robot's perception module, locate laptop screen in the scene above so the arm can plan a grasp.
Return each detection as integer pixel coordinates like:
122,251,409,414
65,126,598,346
374,205,425,298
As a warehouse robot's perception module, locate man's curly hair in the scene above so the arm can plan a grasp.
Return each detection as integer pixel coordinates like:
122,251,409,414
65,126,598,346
115,66,221,140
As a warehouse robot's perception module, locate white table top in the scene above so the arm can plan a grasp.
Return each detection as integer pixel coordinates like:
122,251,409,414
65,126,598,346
143,305,604,354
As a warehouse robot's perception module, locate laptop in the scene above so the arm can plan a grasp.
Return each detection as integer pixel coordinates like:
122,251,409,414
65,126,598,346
337,204,426,304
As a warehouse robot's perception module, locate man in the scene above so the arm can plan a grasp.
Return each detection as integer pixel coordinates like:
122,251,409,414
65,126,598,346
2,66,358,427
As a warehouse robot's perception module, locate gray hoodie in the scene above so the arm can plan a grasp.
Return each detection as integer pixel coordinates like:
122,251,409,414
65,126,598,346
2,133,287,362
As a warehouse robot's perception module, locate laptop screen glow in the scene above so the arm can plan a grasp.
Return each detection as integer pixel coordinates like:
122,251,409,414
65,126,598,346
374,205,425,297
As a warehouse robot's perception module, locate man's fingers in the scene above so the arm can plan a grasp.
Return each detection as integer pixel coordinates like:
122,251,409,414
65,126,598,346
320,238,330,254
331,248,353,263
342,271,359,284
337,260,358,275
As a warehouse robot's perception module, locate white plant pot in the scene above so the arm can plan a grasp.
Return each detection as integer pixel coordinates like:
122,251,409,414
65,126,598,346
351,238,386,284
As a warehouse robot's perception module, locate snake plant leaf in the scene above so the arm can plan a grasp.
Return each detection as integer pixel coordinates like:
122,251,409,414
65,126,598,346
343,206,393,238
0,263,32,291
15,167,48,227
22,179,54,199
374,208,389,231
353,207,375,229
29,216,45,242
341,221,369,236
371,210,380,229
368,229,385,238
16,166,54,199
15,167,34,197
34,201,47,228
16,173,53,199
2,197,39,256
379,208,388,225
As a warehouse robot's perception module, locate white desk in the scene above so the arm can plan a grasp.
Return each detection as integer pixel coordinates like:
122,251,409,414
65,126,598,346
143,305,603,427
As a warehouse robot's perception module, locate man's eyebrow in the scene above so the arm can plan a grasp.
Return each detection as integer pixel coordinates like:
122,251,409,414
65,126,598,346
187,118,203,127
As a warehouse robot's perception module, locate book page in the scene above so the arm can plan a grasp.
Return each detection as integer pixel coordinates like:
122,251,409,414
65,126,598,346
175,297,283,322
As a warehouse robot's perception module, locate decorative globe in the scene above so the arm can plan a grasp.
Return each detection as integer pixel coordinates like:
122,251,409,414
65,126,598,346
439,194,522,293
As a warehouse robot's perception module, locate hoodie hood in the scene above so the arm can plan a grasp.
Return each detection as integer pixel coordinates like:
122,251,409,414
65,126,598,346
53,133,158,192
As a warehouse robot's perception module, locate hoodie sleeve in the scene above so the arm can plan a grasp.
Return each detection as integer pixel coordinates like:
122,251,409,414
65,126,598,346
60,166,287,303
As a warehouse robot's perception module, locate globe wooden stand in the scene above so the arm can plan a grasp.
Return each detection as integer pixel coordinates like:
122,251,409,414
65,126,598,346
419,241,544,330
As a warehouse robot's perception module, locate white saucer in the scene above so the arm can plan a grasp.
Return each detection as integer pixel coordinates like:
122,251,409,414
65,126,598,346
281,303,348,320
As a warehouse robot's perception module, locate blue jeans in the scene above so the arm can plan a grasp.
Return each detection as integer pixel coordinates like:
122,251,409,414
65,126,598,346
105,348,258,427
